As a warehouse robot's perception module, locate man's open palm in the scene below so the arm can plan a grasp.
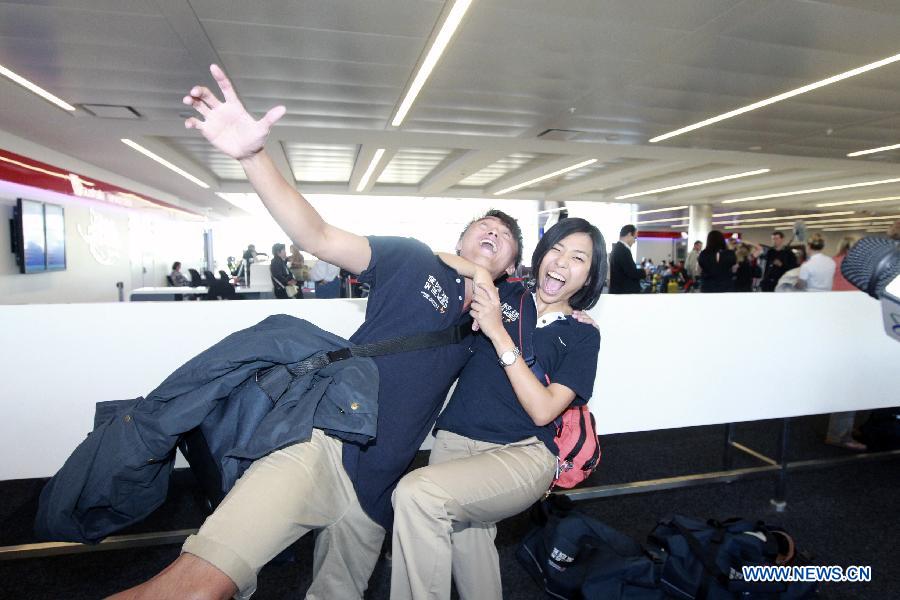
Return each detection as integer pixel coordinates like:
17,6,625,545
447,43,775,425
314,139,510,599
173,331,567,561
183,64,285,161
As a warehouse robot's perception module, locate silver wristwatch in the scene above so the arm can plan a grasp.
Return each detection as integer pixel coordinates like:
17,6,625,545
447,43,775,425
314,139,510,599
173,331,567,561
498,347,520,367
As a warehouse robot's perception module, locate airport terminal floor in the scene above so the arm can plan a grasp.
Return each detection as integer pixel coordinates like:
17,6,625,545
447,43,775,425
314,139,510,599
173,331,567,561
2,416,897,599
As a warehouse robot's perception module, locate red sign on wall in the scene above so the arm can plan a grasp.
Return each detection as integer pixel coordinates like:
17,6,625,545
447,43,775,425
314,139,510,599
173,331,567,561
0,148,201,216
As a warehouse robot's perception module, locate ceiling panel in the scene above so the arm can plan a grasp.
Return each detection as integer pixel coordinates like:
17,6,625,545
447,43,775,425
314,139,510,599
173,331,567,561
378,147,453,185
284,142,356,182
0,0,899,221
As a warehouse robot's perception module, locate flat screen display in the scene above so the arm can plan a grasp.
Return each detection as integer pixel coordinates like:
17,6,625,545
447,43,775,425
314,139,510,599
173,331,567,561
20,199,46,274
44,203,66,271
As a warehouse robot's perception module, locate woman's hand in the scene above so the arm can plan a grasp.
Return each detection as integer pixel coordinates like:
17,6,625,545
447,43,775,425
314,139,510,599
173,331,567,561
571,310,599,330
183,64,286,161
469,282,504,340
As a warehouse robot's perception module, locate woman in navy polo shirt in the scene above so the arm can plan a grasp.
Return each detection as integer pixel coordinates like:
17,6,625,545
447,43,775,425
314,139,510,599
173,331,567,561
391,218,606,600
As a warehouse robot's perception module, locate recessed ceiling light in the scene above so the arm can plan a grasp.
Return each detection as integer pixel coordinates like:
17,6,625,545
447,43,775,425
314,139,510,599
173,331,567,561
493,159,597,196
724,222,796,230
121,139,210,189
816,195,900,207
0,63,76,112
847,143,900,157
356,148,386,192
391,0,474,127
636,205,688,215
721,176,900,204
649,51,900,143
615,169,770,200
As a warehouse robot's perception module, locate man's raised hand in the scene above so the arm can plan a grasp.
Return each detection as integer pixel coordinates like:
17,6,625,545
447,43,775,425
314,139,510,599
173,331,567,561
183,64,286,161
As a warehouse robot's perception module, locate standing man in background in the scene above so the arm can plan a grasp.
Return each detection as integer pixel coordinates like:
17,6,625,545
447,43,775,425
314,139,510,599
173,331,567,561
311,258,342,298
609,224,644,294
685,240,702,281
760,231,796,292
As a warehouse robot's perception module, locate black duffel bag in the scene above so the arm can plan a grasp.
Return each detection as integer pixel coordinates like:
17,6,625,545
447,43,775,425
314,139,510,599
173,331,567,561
648,516,817,600
516,498,665,600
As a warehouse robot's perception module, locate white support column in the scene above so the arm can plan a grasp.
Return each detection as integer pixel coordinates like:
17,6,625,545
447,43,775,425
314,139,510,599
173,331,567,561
688,204,713,247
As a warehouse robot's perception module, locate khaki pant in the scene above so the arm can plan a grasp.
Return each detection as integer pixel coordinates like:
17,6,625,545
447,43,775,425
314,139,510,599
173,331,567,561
182,429,385,599
390,430,556,600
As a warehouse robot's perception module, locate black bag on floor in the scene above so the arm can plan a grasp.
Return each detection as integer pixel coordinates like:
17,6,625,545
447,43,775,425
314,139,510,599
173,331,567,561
859,407,900,451
516,497,665,600
648,516,817,599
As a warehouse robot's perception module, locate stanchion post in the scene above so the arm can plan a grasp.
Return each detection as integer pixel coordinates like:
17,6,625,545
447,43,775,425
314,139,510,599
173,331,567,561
116,281,124,302
723,422,735,470
770,417,791,512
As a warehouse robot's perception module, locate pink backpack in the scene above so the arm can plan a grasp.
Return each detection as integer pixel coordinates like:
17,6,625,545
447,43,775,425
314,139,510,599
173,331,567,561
552,402,601,488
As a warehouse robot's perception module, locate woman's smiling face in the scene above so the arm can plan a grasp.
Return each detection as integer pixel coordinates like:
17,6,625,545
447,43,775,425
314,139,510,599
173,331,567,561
535,232,593,308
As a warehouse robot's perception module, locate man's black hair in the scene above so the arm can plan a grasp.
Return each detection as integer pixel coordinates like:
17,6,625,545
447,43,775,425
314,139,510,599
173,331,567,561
531,217,607,310
620,224,637,238
272,243,285,256
459,209,523,267
772,230,785,239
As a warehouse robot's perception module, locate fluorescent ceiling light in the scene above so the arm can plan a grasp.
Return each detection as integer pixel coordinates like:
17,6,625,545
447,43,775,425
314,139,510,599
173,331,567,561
816,195,900,207
847,143,900,157
391,0,473,126
636,205,688,215
121,139,209,189
711,211,854,226
721,177,900,204
356,148,386,192
649,52,900,143
635,216,690,225
493,159,597,195
712,209,776,217
0,64,76,112
615,169,770,200
724,222,796,230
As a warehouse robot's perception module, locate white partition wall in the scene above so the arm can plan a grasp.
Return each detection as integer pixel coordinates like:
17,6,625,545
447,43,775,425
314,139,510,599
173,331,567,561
1,293,898,480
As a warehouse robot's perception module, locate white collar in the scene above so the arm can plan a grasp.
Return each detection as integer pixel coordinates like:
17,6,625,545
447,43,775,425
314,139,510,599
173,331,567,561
531,294,567,329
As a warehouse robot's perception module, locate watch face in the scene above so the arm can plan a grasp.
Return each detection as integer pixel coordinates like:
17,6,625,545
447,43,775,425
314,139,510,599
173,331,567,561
501,350,516,366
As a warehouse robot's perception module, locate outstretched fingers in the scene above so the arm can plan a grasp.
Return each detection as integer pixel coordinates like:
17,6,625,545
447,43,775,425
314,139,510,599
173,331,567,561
184,117,204,131
182,95,210,117
210,64,238,102
261,105,286,128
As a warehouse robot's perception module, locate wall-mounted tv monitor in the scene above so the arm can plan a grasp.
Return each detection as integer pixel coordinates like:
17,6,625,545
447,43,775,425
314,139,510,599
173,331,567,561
44,203,66,271
10,198,66,274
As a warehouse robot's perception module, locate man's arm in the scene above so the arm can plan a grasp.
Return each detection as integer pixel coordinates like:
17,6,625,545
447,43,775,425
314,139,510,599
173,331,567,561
184,65,370,274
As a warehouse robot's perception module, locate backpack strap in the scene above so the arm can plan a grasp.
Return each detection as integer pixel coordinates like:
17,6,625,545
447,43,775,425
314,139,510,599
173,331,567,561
256,321,473,402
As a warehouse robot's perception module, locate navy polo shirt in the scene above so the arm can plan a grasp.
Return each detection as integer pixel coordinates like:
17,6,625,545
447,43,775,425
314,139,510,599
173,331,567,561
342,236,476,530
436,292,600,455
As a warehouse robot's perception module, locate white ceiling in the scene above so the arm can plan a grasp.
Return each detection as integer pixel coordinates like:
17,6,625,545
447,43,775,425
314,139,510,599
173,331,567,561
2,0,900,226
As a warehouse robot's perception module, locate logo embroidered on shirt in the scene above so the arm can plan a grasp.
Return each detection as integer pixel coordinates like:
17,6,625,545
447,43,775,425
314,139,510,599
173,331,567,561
500,302,520,323
421,275,449,313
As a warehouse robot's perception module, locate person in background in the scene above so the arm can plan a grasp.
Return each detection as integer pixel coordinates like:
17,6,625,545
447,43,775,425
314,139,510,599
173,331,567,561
608,224,644,294
796,234,835,292
270,243,300,299
242,244,260,263
733,243,761,292
685,240,702,281
289,244,308,283
888,219,900,241
831,237,857,292
311,258,342,299
698,230,736,293
169,261,190,287
760,231,796,292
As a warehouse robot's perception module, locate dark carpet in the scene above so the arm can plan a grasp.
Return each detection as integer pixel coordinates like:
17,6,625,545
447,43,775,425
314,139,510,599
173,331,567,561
2,415,896,599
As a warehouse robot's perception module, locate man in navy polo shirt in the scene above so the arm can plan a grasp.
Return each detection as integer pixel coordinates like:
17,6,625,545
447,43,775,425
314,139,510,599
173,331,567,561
110,65,523,600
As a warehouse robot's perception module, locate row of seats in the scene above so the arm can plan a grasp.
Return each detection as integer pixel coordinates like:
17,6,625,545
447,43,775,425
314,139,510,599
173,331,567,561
166,269,239,300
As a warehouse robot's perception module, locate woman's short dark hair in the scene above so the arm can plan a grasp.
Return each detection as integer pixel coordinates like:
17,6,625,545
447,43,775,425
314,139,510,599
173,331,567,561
705,230,726,253
171,261,181,271
531,218,607,310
